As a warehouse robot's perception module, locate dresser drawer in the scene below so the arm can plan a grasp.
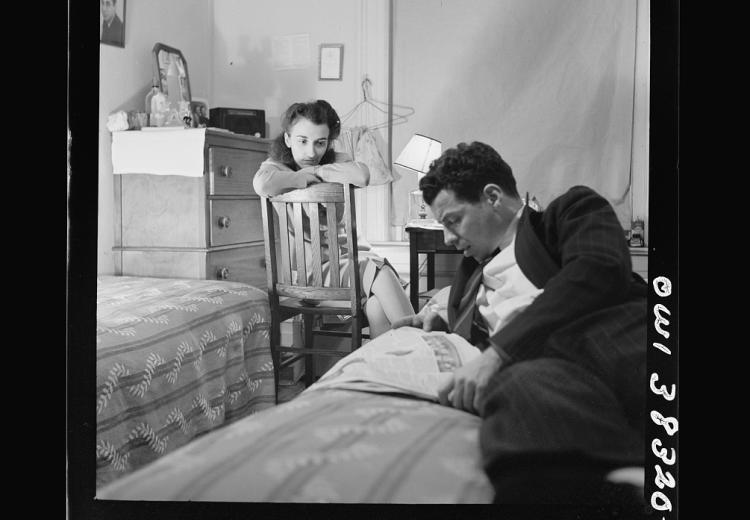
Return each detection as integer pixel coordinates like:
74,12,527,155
207,245,268,290
208,146,266,196
209,199,263,246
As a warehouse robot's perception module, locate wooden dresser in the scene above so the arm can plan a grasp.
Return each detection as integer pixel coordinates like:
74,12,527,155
112,129,270,290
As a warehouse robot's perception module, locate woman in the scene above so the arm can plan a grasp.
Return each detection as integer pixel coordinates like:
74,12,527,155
253,99,414,337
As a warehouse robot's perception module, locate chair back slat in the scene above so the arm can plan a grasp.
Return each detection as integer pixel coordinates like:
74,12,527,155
307,202,324,286
275,201,292,284
291,202,307,286
325,202,341,288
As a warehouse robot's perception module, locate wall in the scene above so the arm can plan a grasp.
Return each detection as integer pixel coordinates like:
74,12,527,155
212,0,362,137
390,0,645,236
98,0,214,274
98,0,391,274
211,0,392,243
97,0,649,273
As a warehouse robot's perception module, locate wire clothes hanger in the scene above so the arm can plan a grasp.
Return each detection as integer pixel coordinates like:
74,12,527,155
340,76,415,131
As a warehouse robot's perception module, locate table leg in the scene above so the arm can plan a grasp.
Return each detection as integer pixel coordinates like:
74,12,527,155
427,253,435,291
409,236,419,312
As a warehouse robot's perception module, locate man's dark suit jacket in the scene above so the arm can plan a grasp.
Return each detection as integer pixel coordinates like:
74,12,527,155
101,15,123,45
448,185,645,350
447,185,646,433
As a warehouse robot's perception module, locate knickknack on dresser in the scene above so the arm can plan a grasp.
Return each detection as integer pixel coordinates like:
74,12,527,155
112,128,270,289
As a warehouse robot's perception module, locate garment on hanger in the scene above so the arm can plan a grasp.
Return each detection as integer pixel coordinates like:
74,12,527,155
340,76,415,131
335,125,394,185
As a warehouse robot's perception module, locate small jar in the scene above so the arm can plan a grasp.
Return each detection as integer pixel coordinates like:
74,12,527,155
629,219,645,247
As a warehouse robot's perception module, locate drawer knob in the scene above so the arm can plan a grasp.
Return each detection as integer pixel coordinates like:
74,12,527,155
217,267,230,280
220,165,233,177
218,216,231,228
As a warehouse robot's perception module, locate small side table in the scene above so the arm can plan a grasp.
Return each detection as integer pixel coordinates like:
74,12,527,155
404,221,462,312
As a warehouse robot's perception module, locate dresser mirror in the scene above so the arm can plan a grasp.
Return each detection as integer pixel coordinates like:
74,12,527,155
152,43,192,108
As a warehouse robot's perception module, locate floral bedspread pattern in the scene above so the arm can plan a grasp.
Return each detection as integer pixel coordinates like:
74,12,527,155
96,388,494,503
95,276,276,488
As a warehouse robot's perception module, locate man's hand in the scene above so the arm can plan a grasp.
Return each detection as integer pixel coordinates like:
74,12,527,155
391,309,448,332
437,346,503,415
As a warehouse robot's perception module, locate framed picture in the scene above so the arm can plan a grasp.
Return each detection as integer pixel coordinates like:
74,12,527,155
152,43,192,105
100,0,126,48
190,99,210,128
319,44,344,81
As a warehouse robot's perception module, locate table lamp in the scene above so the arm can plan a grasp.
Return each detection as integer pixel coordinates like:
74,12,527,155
394,134,442,221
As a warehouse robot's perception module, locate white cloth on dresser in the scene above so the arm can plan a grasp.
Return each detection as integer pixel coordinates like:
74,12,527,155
111,128,207,177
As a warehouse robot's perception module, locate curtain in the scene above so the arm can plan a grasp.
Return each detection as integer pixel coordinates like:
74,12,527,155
392,0,638,228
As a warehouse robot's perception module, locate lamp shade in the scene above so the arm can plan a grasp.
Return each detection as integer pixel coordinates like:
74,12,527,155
394,134,442,175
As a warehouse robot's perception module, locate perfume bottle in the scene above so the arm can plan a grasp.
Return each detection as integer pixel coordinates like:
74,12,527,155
144,84,160,126
149,89,168,127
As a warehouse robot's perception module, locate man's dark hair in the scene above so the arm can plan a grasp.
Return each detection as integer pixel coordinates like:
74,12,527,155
419,141,519,205
269,99,340,170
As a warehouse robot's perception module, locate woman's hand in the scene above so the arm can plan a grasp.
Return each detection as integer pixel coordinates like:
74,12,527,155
298,169,323,186
437,346,503,415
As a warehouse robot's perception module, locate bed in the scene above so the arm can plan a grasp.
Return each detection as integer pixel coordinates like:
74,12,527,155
95,284,494,503
95,275,277,489
95,386,494,503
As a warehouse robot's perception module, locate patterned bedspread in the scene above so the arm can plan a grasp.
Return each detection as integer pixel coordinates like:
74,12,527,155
96,388,494,503
96,276,276,488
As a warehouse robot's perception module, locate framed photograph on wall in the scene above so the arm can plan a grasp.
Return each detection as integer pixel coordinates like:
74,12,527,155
100,0,126,47
319,44,344,81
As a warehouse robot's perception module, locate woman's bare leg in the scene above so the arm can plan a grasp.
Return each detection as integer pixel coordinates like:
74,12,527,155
366,267,415,337
365,296,390,338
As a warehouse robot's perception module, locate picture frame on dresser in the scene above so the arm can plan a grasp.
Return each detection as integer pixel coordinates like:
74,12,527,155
190,98,210,128
152,42,191,104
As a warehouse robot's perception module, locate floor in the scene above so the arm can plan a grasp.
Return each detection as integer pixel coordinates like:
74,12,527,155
277,381,306,403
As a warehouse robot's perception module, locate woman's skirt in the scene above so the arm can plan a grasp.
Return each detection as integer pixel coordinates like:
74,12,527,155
314,250,405,324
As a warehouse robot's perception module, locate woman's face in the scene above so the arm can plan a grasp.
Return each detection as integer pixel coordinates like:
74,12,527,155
284,117,330,168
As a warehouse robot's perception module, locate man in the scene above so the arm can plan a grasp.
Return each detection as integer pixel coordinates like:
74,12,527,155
101,0,123,46
394,141,647,507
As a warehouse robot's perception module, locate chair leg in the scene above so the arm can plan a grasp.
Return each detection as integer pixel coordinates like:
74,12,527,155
303,314,315,388
270,315,282,405
352,316,362,351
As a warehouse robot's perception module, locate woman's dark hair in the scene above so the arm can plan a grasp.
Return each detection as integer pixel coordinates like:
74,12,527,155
419,141,519,204
269,99,341,170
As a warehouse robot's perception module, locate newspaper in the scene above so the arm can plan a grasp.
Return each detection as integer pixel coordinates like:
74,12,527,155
307,327,481,401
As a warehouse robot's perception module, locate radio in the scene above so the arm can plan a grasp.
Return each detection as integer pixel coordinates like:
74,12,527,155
209,107,266,137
